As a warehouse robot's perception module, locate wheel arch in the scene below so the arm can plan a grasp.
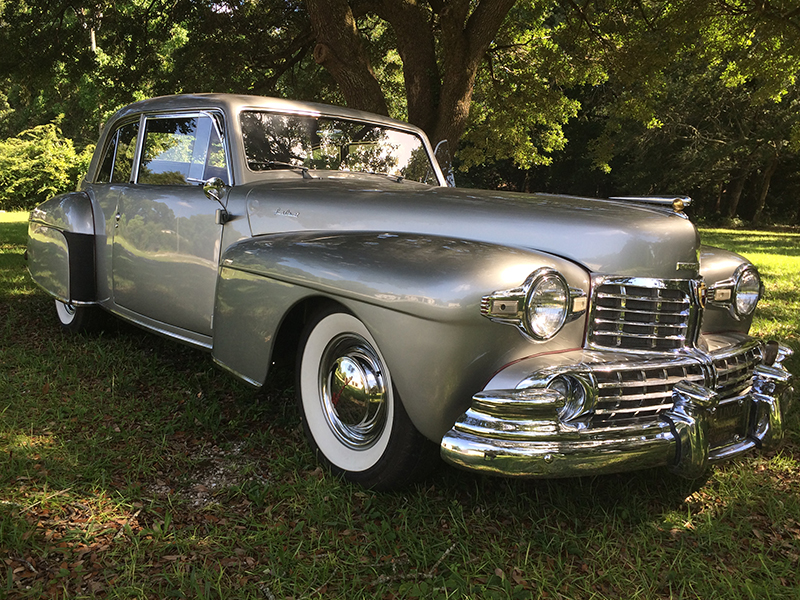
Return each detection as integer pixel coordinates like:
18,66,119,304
270,296,348,370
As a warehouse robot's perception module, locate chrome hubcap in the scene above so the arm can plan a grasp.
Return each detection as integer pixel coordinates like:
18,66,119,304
319,334,387,449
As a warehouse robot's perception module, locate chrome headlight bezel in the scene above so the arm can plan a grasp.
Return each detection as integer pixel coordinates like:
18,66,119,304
732,265,761,318
524,270,570,341
708,263,762,321
480,267,587,342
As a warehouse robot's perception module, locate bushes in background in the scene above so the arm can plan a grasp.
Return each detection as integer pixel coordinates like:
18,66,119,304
0,124,93,211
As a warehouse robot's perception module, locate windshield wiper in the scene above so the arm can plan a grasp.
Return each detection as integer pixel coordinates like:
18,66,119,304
252,160,317,179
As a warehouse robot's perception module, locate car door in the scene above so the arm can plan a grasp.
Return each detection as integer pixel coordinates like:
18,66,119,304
112,112,231,335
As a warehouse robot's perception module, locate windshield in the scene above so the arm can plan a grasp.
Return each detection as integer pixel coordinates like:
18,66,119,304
240,111,438,184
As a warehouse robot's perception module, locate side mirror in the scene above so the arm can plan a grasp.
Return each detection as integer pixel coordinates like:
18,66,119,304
203,177,232,224
203,177,226,202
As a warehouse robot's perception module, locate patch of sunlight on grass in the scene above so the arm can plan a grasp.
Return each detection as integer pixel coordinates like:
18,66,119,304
4,433,59,451
0,210,28,223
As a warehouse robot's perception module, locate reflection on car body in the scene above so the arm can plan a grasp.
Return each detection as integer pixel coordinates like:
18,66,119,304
26,94,794,489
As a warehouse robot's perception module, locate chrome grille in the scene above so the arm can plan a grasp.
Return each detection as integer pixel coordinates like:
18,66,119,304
590,363,705,426
714,345,761,398
588,279,693,351
588,343,761,427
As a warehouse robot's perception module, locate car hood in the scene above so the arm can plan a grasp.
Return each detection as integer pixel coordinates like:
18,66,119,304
242,176,700,278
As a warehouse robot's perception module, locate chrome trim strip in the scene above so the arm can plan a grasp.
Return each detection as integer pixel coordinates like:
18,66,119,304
609,195,693,208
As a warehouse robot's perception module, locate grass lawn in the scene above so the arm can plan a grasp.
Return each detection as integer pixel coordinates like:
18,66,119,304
2,212,799,599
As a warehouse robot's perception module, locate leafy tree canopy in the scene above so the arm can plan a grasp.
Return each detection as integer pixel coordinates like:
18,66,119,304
1,0,799,220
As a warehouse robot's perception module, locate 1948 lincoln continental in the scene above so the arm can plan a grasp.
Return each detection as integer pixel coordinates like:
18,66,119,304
26,94,794,489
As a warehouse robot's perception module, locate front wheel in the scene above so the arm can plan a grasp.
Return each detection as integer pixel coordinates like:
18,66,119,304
297,308,437,490
55,299,102,333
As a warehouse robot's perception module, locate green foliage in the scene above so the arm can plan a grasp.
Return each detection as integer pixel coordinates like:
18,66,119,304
549,0,800,219
0,123,92,211
0,0,799,222
458,2,595,170
459,0,800,222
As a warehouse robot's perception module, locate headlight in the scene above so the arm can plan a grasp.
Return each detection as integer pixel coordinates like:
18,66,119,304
525,270,569,340
733,266,760,318
481,267,585,342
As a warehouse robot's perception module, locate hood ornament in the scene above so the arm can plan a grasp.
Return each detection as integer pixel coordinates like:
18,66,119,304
609,195,692,216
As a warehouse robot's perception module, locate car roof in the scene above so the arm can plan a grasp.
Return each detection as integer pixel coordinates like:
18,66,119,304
88,93,442,187
107,93,421,133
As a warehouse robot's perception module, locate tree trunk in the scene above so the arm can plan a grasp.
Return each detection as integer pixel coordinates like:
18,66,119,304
366,1,440,137
751,156,778,225
306,0,389,116
432,0,517,148
306,0,517,149
726,171,748,220
714,181,724,215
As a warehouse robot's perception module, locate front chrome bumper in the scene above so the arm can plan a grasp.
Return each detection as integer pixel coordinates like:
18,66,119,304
440,343,794,478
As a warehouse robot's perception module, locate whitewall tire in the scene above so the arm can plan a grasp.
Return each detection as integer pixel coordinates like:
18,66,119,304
54,299,102,333
297,307,437,489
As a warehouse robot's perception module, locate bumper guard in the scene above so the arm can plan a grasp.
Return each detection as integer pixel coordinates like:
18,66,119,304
440,344,794,478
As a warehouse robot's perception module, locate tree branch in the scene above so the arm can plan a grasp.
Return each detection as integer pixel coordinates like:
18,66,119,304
306,0,388,115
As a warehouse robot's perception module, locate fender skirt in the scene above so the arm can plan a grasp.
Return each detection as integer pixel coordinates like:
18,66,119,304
27,191,97,304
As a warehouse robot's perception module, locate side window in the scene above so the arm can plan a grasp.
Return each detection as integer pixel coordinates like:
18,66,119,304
203,124,229,185
96,131,117,183
139,115,219,185
110,122,139,184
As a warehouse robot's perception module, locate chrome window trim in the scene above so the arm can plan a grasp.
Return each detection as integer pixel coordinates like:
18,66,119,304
131,110,233,187
93,119,140,184
95,129,118,184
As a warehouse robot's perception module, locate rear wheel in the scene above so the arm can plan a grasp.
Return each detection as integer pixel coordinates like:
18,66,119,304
297,308,437,490
55,299,102,333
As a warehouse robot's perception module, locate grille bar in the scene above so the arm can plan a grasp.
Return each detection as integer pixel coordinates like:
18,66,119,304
593,306,691,317
595,402,674,416
597,373,701,389
596,292,688,306
592,329,687,341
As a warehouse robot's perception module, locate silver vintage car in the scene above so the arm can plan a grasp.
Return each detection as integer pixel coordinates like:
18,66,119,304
26,94,794,489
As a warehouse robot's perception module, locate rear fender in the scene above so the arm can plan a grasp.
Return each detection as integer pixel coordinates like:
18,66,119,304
27,192,97,304
212,231,590,440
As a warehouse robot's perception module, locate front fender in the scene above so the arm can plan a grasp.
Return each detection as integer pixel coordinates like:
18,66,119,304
212,231,590,440
699,245,754,335
27,192,97,303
